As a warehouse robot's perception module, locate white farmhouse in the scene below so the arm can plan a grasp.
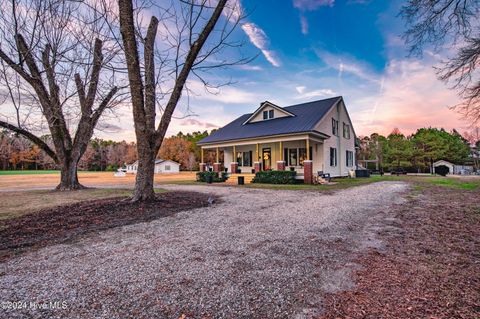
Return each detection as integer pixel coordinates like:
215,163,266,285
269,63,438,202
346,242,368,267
197,96,357,182
126,159,180,174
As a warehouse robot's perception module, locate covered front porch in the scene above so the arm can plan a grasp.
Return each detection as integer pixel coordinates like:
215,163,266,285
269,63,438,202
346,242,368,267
199,133,327,184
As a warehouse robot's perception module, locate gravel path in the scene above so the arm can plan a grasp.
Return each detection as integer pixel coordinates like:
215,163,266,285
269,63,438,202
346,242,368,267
0,181,408,319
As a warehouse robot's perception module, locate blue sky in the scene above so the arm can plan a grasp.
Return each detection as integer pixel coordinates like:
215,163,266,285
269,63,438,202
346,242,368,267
104,0,469,141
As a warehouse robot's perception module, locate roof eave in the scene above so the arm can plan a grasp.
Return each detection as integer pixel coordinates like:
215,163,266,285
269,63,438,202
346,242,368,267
197,130,330,146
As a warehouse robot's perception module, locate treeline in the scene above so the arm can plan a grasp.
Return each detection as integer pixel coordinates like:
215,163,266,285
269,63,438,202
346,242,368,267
358,127,479,172
0,130,216,171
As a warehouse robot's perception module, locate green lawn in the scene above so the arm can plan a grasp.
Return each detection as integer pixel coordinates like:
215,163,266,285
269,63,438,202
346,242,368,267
426,177,480,190
180,174,480,191
0,170,60,175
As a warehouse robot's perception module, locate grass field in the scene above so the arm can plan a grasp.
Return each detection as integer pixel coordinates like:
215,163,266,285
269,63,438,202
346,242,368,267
0,170,60,175
0,171,197,191
237,174,480,191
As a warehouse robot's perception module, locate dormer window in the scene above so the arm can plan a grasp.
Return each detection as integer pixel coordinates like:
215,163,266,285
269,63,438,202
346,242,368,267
263,109,274,120
242,101,294,125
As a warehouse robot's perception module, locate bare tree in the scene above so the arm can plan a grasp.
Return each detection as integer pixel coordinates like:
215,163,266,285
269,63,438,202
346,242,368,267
117,0,249,201
401,0,480,124
0,0,122,189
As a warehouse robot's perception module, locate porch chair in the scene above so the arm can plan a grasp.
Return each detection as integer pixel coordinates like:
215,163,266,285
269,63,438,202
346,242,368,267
317,171,331,183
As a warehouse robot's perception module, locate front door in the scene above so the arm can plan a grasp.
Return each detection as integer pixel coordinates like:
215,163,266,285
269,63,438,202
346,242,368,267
262,148,271,170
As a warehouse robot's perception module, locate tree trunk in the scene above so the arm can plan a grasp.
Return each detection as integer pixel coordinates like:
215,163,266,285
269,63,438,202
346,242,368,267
131,148,156,201
56,158,84,191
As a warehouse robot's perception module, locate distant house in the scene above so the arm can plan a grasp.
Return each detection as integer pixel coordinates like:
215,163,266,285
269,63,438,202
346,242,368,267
126,159,180,174
197,96,357,182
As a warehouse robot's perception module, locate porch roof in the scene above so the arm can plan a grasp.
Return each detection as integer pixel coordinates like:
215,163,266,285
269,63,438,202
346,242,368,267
198,96,340,145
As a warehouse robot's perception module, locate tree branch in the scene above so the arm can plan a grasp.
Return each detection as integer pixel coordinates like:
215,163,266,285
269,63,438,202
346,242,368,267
0,120,57,162
144,16,159,134
155,0,228,150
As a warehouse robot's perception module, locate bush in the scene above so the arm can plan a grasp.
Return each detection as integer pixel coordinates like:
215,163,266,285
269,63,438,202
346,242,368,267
435,165,450,176
196,171,227,182
253,170,296,184
106,164,118,171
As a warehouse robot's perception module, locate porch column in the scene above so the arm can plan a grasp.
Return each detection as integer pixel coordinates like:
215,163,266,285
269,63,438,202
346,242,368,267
213,147,221,172
254,143,261,173
199,148,206,171
304,160,313,184
230,145,238,173
306,138,310,160
277,141,285,170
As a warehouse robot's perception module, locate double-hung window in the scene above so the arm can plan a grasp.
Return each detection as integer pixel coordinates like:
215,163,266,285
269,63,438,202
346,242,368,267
332,118,339,136
263,109,274,120
330,147,337,166
236,151,252,166
343,123,351,139
346,150,354,167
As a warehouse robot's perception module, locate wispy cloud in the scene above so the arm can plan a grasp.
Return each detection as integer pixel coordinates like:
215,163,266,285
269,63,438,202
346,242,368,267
180,118,219,129
241,23,281,67
352,58,466,136
315,49,379,83
295,87,337,99
295,86,307,94
300,15,309,34
187,80,259,104
293,0,334,11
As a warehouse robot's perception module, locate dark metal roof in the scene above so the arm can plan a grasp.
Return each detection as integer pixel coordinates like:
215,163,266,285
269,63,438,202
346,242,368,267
198,96,342,144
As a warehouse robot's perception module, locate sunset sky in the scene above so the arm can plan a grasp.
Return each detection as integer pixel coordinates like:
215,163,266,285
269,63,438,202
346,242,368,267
14,0,472,141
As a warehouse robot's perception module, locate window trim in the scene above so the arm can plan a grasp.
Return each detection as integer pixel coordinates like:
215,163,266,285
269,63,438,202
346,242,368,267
346,150,354,167
263,109,274,120
343,122,351,139
284,147,312,167
332,118,339,136
330,147,337,167
237,151,252,167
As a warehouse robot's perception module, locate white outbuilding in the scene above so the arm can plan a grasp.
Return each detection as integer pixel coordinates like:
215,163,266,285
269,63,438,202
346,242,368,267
433,160,454,175
126,159,180,174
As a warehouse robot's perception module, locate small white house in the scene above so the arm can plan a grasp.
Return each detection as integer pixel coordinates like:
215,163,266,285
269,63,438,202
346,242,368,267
126,159,180,174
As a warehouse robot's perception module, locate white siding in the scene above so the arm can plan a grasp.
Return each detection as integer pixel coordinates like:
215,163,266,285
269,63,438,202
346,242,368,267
314,100,356,177
155,161,180,173
126,160,180,174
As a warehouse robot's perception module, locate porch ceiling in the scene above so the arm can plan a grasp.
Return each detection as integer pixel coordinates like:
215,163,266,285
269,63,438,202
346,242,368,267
200,132,326,149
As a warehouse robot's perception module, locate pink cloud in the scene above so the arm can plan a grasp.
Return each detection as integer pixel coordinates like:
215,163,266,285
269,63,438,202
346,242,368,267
352,59,469,136
180,118,219,129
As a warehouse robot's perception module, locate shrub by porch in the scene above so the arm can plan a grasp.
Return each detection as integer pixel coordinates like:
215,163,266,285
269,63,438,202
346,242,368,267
196,171,228,183
252,170,297,184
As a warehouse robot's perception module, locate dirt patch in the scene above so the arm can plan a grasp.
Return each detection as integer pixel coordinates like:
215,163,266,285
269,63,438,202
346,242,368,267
320,184,480,318
0,191,216,262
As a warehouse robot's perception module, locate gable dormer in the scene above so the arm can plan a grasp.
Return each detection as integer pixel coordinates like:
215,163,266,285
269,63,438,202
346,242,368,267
242,101,295,125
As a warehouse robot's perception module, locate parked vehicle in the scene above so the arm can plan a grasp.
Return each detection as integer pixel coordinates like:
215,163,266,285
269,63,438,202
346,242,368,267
391,167,407,175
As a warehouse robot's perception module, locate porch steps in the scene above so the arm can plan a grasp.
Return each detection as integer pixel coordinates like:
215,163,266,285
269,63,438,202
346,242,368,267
225,173,255,185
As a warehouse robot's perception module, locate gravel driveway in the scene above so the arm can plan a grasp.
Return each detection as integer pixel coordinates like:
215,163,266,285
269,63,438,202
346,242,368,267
0,181,408,319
